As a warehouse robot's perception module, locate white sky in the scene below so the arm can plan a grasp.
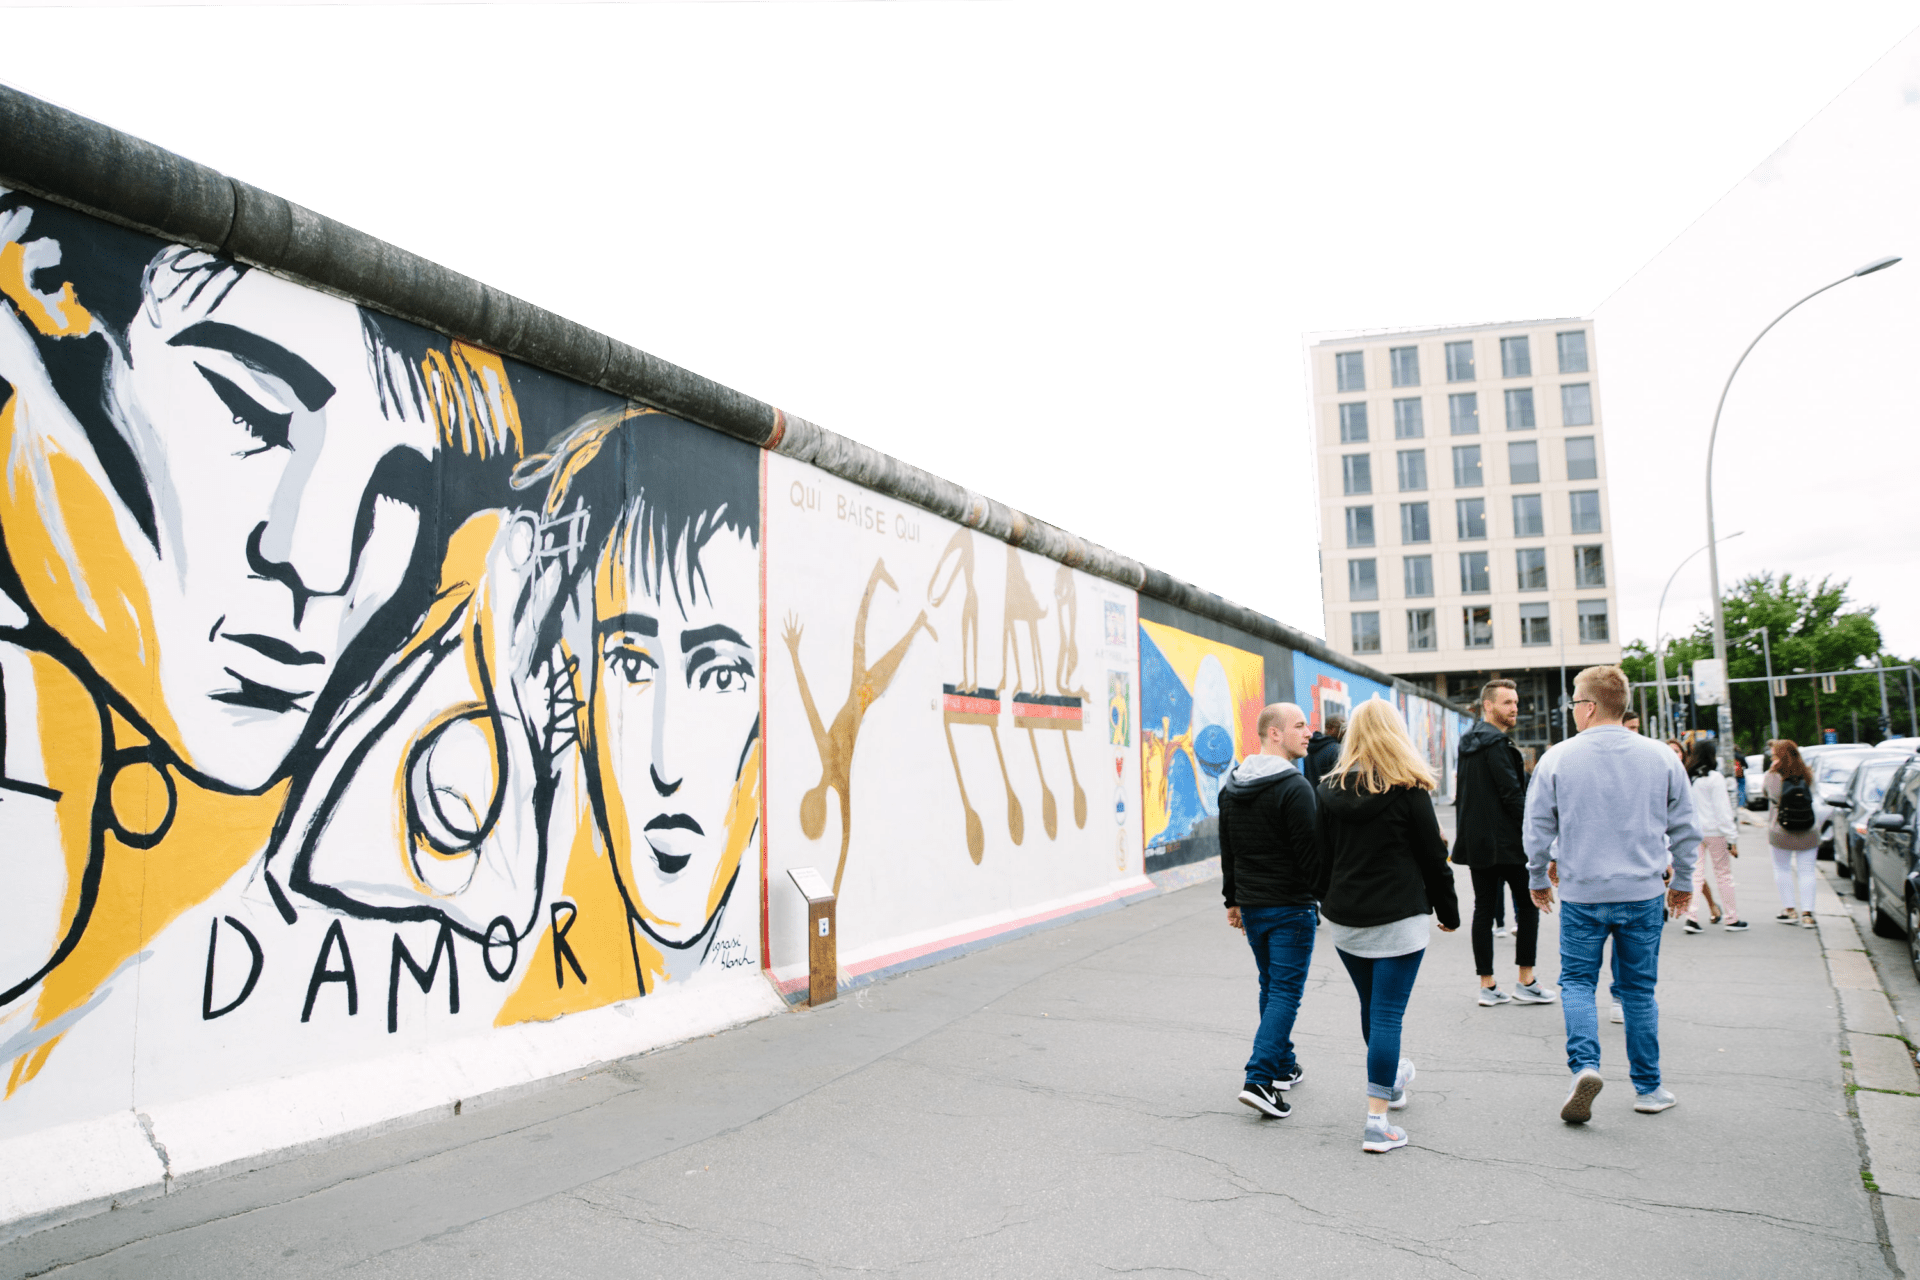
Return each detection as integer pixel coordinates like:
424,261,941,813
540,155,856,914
1596,28,1920,660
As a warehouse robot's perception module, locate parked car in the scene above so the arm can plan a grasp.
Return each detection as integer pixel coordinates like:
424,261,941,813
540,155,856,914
1812,748,1887,857
1861,756,1920,982
1880,737,1920,752
1743,752,1769,810
1830,751,1914,896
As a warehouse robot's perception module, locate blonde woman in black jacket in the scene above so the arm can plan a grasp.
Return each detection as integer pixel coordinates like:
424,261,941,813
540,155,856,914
1316,698,1461,1154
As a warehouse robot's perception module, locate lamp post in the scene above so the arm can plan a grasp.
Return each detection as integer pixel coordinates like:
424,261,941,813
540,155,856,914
1705,254,1901,774
1654,531,1743,741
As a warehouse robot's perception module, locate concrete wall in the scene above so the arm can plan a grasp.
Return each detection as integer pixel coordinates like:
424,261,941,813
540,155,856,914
0,90,1473,1237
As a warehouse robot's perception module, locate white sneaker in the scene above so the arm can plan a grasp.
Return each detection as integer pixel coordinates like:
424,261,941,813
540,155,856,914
1493,924,1511,939
1610,1003,1625,1024
1389,1058,1415,1110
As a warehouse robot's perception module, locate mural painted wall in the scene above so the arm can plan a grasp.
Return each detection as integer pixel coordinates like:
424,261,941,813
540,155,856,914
763,454,1145,995
1139,620,1263,873
0,190,770,1147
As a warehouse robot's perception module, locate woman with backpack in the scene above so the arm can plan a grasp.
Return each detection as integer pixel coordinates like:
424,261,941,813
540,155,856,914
1314,698,1460,1154
1765,739,1821,926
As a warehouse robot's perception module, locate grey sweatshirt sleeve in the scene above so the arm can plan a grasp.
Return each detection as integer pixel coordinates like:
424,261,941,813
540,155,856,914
1665,757,1702,889
1522,752,1559,891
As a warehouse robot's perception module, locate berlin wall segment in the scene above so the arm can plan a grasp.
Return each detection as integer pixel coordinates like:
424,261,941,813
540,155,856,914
0,85,1470,1236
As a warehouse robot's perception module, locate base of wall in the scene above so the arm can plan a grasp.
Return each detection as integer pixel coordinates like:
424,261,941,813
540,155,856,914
0,975,786,1244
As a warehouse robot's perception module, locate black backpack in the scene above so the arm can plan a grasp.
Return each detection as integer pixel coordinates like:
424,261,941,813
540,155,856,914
1777,776,1816,832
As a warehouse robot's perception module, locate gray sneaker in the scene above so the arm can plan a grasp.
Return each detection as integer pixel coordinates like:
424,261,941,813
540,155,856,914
1363,1115,1409,1153
1478,985,1512,1006
1610,1003,1625,1024
1512,981,1557,1004
1634,1087,1678,1114
1389,1058,1415,1110
1561,1068,1605,1124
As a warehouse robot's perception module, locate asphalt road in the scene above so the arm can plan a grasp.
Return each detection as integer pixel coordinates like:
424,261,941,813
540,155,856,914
2,815,1883,1279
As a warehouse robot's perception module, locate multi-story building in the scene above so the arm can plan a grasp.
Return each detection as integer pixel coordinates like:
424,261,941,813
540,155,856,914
1310,319,1620,751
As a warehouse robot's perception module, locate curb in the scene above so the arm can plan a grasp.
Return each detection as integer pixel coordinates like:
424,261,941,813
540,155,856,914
1815,866,1918,1278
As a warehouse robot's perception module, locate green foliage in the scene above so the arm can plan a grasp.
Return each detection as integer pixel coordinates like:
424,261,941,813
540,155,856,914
1622,574,1918,752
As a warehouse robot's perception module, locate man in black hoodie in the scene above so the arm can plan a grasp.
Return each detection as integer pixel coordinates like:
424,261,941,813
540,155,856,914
1301,715,1345,789
1220,701,1320,1119
1453,679,1555,1007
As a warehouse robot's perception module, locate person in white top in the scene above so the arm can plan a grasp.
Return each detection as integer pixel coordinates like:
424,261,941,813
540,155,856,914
1683,740,1745,932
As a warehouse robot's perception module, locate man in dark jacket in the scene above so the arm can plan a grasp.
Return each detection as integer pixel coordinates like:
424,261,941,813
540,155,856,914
1454,679,1555,1007
1220,702,1319,1119
1301,715,1345,790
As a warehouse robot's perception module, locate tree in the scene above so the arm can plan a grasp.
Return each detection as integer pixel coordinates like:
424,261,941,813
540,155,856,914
1621,574,1918,752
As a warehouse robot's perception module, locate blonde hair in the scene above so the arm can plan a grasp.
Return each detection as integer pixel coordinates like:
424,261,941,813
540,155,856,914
1574,664,1629,720
1327,698,1437,794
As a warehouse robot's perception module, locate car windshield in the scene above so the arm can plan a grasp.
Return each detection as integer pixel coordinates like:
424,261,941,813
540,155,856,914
1820,755,1872,785
1861,761,1903,806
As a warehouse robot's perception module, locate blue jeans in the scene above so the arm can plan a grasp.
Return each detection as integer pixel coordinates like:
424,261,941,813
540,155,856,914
1560,897,1665,1094
1335,948,1425,1099
1241,905,1317,1085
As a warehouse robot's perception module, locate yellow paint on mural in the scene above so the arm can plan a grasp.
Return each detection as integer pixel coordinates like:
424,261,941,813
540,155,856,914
1137,619,1264,851
0,241,92,337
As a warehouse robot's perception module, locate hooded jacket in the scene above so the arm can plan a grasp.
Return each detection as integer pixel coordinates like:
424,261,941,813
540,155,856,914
1301,731,1342,791
1218,754,1320,909
1314,779,1461,929
1451,719,1528,867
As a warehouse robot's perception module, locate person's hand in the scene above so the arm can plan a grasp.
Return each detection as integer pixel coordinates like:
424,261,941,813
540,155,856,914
1226,907,1242,931
1547,861,1559,886
1436,922,1457,933
1532,886,1555,914
1666,888,1693,920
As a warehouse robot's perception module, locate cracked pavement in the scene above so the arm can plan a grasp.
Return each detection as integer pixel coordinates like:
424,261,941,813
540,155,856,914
0,812,1886,1279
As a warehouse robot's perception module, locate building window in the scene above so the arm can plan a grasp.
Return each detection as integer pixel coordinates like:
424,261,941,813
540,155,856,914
1520,602,1552,646
1445,340,1475,382
1575,544,1606,587
1343,453,1372,495
1338,402,1369,443
1404,554,1434,597
1396,449,1428,491
1512,492,1544,537
1508,439,1539,484
1557,329,1589,374
1345,505,1375,547
1352,610,1382,654
1464,606,1494,649
1336,350,1365,392
1456,497,1486,540
1448,392,1479,435
1349,558,1378,601
1566,434,1597,480
1390,346,1420,388
1400,501,1431,544
1504,387,1535,430
1569,489,1601,533
1406,608,1436,651
1517,547,1548,590
1500,335,1532,378
1459,550,1490,594
1393,397,1424,439
1561,382,1594,426
1578,599,1610,643
1451,445,1483,488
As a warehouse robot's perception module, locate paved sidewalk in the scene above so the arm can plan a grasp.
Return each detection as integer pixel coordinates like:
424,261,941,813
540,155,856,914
1,821,1887,1279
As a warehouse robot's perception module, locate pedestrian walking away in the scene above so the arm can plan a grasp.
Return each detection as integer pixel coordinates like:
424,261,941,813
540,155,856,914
1453,678,1555,1007
1764,740,1821,926
1301,714,1345,791
1314,698,1460,1154
1525,664,1700,1124
1219,702,1322,1121
1734,752,1748,809
1684,739,1744,932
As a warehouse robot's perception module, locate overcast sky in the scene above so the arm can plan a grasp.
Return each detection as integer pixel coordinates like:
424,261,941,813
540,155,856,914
1597,27,1920,660
1597,28,1920,662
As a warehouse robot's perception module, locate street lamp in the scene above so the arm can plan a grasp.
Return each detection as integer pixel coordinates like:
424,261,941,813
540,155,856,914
1654,531,1743,740
1705,254,1901,773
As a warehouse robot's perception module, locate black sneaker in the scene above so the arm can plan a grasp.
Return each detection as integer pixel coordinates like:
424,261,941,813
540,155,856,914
1273,1065,1304,1091
1682,918,1703,934
1238,1080,1290,1118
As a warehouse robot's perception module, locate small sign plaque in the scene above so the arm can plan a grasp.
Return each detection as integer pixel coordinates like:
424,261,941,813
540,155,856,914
787,866,834,903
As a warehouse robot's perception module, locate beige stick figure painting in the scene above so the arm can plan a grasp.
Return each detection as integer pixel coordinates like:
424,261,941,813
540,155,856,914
784,559,936,894
1002,551,1086,837
930,530,1022,861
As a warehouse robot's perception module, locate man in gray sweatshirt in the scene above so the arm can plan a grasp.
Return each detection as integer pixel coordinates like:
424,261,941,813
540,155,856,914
1524,664,1699,1124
